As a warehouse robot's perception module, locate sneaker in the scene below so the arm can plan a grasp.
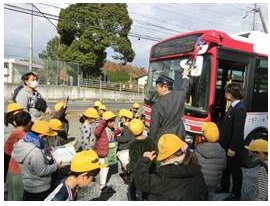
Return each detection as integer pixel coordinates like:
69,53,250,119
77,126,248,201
100,185,116,194
223,193,241,201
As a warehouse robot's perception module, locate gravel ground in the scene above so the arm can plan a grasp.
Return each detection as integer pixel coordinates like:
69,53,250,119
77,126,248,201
4,111,260,201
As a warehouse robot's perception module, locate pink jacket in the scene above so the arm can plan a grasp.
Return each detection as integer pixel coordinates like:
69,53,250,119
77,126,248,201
94,120,121,158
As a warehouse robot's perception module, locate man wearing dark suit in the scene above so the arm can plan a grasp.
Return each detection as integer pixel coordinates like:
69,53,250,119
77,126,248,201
149,66,190,142
216,83,247,201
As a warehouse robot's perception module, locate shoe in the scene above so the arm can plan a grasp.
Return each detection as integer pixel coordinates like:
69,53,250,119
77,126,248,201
215,186,229,193
100,185,116,194
223,193,241,201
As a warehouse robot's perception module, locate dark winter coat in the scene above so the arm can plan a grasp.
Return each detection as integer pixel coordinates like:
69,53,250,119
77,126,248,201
195,142,226,187
114,125,135,151
134,157,208,201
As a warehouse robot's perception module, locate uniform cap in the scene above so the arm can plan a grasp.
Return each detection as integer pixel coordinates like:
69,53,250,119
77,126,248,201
99,104,106,111
71,150,105,172
132,102,140,109
49,119,64,131
94,100,102,107
83,107,100,119
128,118,144,136
102,111,116,121
245,139,268,153
201,122,219,143
7,102,23,113
119,109,133,119
54,101,64,111
156,75,175,87
157,134,187,161
31,120,57,136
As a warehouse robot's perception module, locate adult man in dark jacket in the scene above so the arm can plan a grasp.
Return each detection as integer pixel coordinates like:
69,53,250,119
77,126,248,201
149,66,190,142
216,83,247,201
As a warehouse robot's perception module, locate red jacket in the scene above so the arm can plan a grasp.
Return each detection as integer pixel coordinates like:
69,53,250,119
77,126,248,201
94,120,121,158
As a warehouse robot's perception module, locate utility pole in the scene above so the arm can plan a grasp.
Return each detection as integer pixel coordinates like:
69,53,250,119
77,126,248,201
29,3,33,71
258,6,268,33
251,3,268,33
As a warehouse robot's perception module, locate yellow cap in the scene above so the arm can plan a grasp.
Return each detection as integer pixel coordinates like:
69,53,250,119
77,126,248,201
7,102,23,113
83,107,100,119
119,109,133,119
201,122,219,143
118,109,126,117
54,101,64,111
71,150,105,172
132,102,140,109
102,111,116,121
99,104,106,111
157,134,187,161
94,100,102,107
31,120,57,136
49,119,64,131
128,118,144,136
245,139,268,153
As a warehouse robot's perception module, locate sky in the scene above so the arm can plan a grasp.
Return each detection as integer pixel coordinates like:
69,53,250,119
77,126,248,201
3,1,269,69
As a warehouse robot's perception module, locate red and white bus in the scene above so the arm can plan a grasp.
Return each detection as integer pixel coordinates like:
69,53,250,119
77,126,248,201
144,30,268,147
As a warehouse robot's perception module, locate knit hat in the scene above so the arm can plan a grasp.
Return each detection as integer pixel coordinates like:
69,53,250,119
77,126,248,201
49,119,64,131
128,118,144,136
71,150,105,173
31,120,57,136
83,107,99,119
7,102,23,113
157,134,187,161
201,122,219,143
245,139,268,153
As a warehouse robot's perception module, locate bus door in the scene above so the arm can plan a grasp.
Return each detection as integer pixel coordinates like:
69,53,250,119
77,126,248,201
211,49,250,125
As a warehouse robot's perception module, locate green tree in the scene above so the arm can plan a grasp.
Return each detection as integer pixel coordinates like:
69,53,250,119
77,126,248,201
57,3,135,78
38,36,59,60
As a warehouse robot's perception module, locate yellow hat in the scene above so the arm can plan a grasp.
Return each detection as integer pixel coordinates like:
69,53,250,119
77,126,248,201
119,109,133,119
7,102,23,113
118,109,126,117
99,104,106,111
157,134,187,161
132,102,140,109
49,119,64,131
71,150,105,173
31,120,57,136
102,111,116,121
54,101,64,111
83,107,100,119
201,122,219,143
245,139,268,153
128,118,144,136
94,100,102,107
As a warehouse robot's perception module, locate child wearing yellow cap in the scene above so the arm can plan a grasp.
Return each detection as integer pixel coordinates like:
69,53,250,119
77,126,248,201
127,118,157,200
194,122,226,195
45,150,103,201
245,139,268,201
134,133,208,201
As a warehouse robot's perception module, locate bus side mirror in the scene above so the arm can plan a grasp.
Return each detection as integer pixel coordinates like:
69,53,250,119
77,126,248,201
180,56,203,77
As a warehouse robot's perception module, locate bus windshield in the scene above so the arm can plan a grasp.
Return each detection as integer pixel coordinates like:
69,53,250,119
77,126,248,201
144,54,211,118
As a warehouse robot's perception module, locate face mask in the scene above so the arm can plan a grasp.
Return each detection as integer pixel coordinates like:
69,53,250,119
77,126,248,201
30,80,38,88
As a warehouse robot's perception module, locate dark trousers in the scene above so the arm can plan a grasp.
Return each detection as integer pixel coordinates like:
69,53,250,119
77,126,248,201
221,155,243,197
23,188,52,201
4,153,11,183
